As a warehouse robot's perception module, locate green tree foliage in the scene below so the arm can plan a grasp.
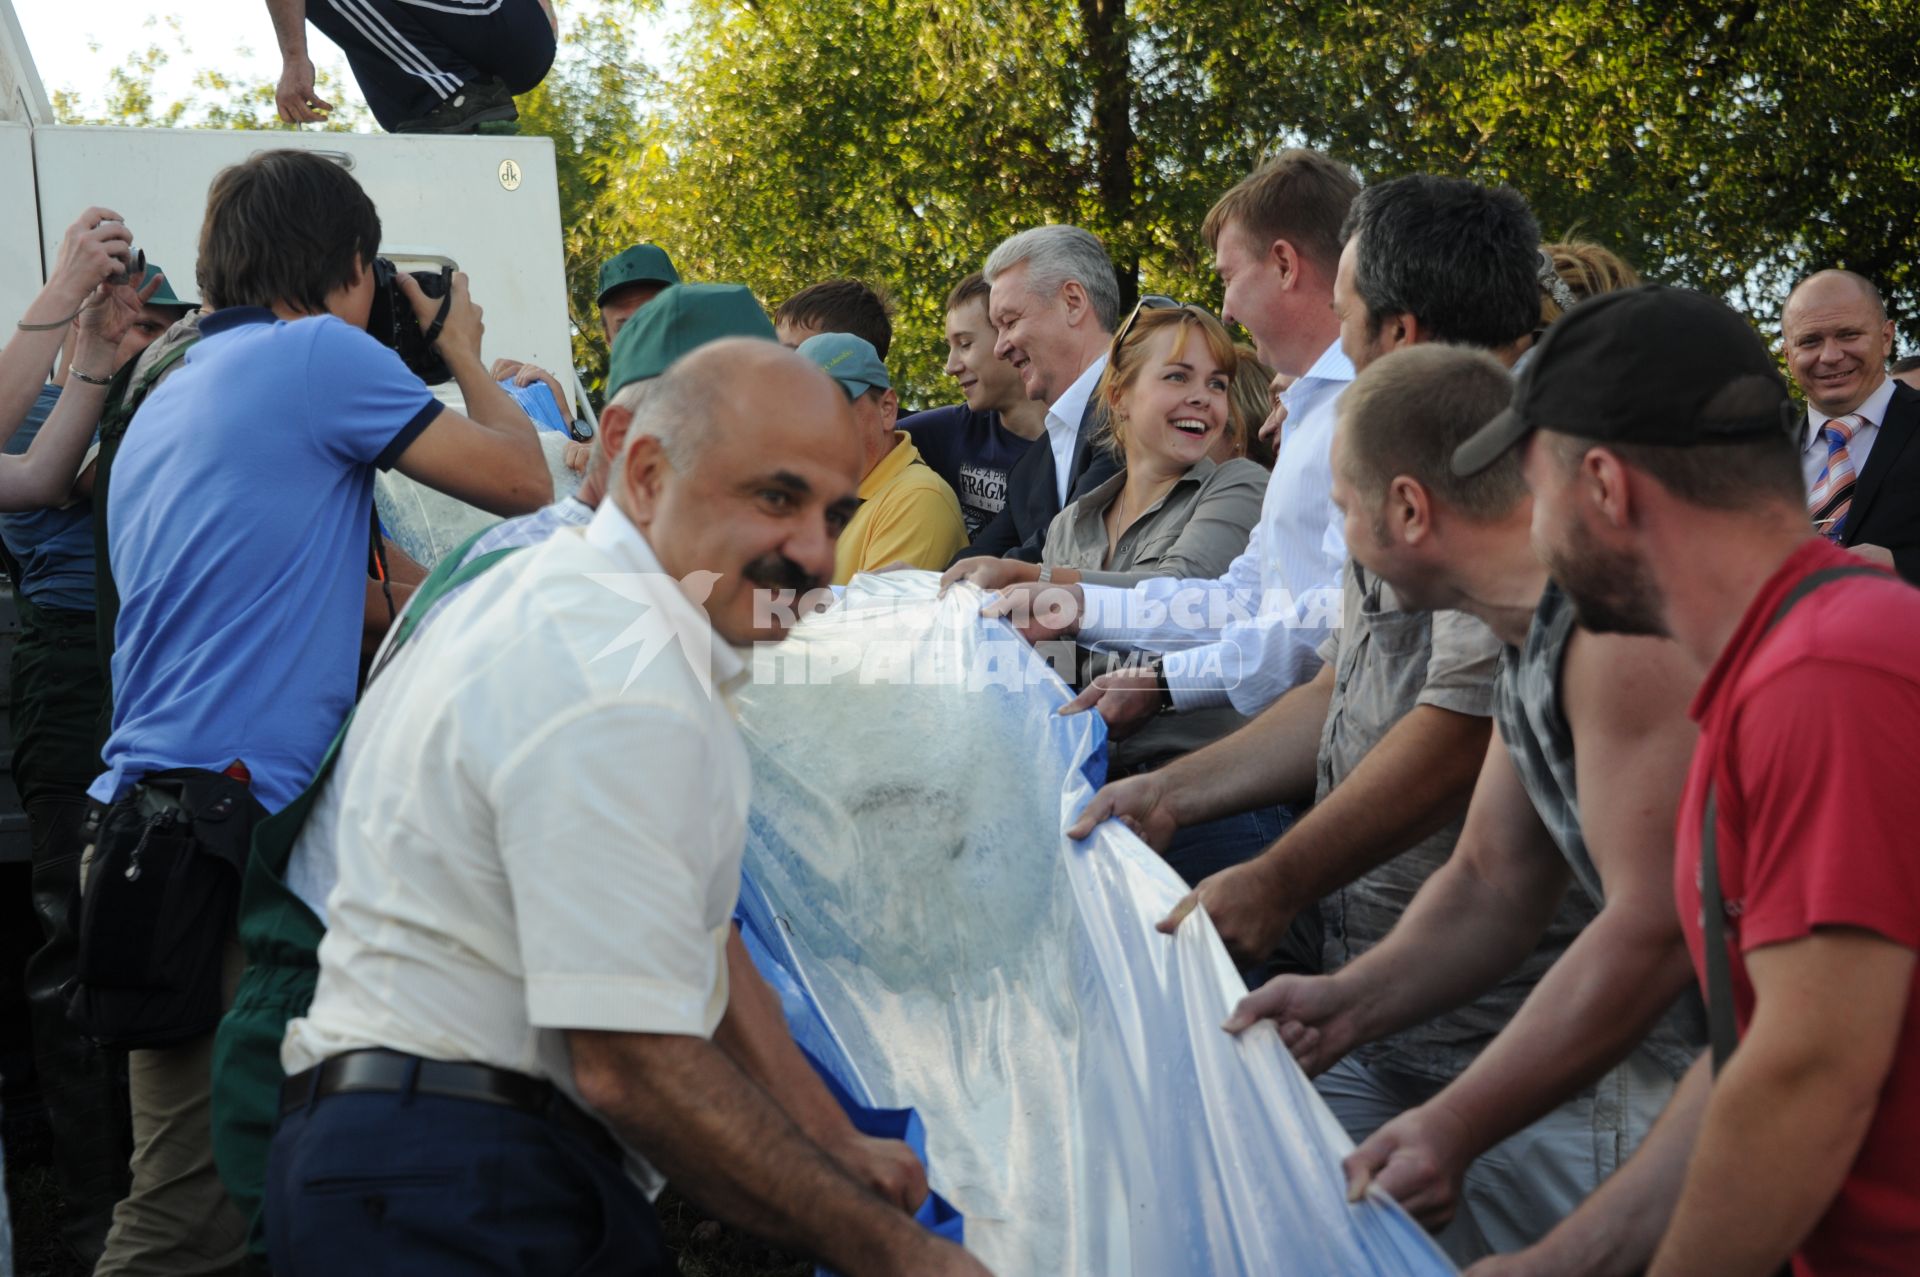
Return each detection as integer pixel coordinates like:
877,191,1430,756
604,0,1919,403
52,17,365,131
42,2,1920,403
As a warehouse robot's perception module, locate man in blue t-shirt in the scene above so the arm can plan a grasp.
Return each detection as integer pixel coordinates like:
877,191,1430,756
899,272,1045,539
85,149,551,1277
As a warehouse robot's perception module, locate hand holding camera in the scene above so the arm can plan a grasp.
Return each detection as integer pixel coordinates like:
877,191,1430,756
40,208,136,318
399,268,483,366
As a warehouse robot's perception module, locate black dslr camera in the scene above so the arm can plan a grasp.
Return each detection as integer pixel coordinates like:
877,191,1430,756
366,258,454,385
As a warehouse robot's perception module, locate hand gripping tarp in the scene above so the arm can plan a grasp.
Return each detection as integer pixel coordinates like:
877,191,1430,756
730,572,1456,1276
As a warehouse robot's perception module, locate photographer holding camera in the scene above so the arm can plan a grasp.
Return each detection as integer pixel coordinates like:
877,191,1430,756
78,149,550,1277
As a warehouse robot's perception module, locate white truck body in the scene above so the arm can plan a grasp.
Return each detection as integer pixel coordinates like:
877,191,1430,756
0,0,579,413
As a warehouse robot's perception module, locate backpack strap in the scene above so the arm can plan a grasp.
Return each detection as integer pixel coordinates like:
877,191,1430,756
1700,563,1888,1074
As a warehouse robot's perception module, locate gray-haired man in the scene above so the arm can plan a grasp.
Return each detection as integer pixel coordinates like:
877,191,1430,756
950,225,1121,562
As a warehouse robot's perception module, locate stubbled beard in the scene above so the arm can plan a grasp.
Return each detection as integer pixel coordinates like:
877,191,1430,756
1547,519,1668,637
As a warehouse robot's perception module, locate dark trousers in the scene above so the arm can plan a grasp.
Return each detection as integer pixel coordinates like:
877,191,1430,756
1162,804,1324,979
267,1083,671,1276
12,601,129,1264
306,0,557,130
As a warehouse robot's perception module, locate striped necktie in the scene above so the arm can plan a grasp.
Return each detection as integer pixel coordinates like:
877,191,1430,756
1808,414,1861,540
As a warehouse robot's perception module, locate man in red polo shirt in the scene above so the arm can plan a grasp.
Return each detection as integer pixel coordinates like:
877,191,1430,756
1450,284,1920,1277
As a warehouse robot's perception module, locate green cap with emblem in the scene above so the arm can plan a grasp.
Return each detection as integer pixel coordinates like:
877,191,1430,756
604,283,776,397
596,244,682,306
141,263,189,310
794,331,890,399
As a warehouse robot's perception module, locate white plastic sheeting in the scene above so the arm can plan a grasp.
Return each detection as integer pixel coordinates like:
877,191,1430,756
375,430,581,568
733,572,1456,1276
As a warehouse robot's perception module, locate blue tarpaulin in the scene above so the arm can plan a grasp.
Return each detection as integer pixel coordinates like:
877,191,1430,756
732,572,1456,1276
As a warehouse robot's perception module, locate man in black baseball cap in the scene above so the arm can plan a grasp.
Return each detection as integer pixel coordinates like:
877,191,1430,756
1456,284,1920,1277
1453,283,1797,635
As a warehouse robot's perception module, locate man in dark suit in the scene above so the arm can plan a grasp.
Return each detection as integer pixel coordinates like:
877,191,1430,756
950,225,1122,563
1782,270,1920,583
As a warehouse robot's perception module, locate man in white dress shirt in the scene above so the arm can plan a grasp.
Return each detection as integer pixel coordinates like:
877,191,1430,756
266,340,989,1277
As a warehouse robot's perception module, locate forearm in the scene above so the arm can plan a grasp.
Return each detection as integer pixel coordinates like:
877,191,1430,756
1160,664,1332,825
571,1031,928,1275
266,0,309,58
1649,1047,1877,1276
450,349,541,441
3,299,94,440
714,929,854,1148
1429,905,1696,1158
0,338,113,510
1337,851,1566,1049
1514,1055,1711,1277
1256,705,1488,918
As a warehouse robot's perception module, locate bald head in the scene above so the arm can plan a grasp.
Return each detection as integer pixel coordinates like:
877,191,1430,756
1781,270,1894,418
616,338,867,646
1784,270,1886,327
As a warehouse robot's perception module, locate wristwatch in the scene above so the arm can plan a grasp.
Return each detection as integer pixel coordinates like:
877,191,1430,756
1037,564,1054,585
1145,655,1175,711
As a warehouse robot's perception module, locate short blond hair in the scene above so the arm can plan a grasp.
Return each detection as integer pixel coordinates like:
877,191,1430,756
1338,344,1524,520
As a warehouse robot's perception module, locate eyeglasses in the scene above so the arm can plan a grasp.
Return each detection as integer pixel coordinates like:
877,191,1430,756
1111,293,1191,353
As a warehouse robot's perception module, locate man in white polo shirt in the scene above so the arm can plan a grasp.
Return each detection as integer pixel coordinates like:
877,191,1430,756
267,340,989,1276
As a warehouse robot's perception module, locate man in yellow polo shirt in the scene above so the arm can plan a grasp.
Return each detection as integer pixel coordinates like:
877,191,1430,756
798,332,967,582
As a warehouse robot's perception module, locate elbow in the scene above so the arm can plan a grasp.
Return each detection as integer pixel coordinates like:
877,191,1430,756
568,1030,630,1119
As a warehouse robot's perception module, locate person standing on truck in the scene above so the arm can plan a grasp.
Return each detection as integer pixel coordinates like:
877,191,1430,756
269,0,559,134
77,149,551,1277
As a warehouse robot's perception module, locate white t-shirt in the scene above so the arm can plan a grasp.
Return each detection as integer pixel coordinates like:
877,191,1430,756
282,500,750,1194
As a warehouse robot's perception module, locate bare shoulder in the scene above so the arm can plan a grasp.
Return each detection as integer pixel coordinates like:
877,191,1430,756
1562,628,1702,742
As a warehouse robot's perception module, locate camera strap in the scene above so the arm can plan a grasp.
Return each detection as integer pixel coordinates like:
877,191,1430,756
419,289,453,351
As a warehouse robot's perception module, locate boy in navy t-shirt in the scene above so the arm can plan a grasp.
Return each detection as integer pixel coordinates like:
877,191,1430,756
899,272,1045,538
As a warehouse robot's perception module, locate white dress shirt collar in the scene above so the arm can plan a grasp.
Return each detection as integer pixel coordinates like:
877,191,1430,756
1805,372,1896,450
1291,339,1357,394
1043,352,1109,506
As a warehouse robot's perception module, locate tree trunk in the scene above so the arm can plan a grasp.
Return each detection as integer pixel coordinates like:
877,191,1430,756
1079,0,1138,312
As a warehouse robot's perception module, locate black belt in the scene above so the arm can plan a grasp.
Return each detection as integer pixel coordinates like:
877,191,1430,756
281,1049,617,1158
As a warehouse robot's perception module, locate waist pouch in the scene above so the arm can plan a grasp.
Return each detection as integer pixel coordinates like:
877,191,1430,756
70,767,266,1049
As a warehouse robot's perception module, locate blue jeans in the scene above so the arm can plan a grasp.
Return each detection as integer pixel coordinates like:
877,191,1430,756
1164,805,1322,977
267,1083,669,1276
1160,804,1294,887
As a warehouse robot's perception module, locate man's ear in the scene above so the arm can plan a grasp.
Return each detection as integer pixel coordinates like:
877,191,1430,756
620,431,671,527
1583,447,1636,530
1059,278,1091,328
1388,475,1434,544
599,403,635,460
879,387,899,429
1378,311,1419,353
1266,238,1302,290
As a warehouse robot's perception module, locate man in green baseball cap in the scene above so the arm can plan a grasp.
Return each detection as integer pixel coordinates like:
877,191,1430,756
597,243,682,347
794,331,966,582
